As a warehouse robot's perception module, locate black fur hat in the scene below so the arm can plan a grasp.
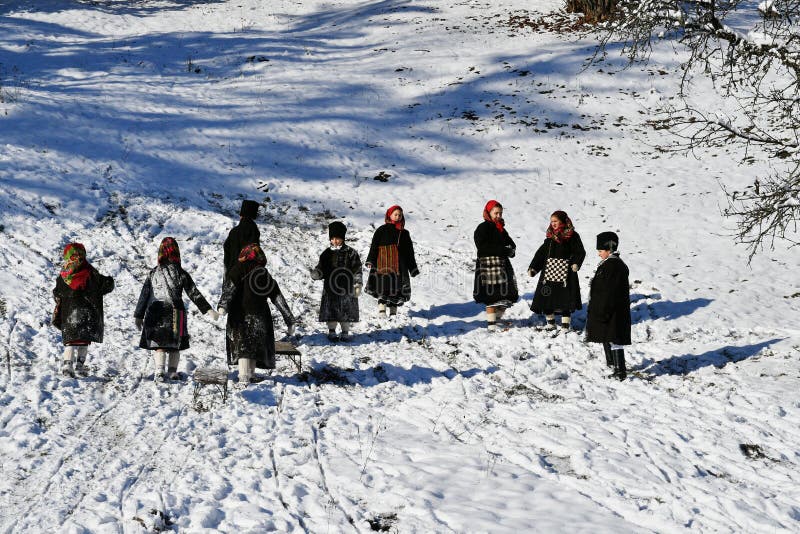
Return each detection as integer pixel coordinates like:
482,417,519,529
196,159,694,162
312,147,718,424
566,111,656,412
328,221,347,239
240,199,259,219
596,231,619,251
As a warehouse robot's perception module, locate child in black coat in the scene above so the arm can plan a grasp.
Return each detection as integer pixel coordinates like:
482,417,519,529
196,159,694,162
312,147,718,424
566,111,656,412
134,237,218,381
218,243,295,386
473,200,519,330
585,232,632,380
52,243,115,377
528,210,586,330
311,221,363,341
223,199,261,283
365,205,419,317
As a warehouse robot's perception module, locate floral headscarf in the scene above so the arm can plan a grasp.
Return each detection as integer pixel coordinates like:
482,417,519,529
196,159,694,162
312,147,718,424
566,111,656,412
60,243,91,290
238,243,267,266
482,200,505,233
384,205,405,231
546,210,575,243
158,237,181,265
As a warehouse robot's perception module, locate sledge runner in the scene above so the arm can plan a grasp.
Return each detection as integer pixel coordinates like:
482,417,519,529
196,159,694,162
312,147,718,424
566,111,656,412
134,237,218,381
311,221,362,342
365,205,419,317
473,200,519,331
52,243,115,377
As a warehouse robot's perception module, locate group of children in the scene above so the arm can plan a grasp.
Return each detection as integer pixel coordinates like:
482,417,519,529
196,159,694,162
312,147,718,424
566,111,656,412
52,199,631,385
472,200,631,380
312,204,420,340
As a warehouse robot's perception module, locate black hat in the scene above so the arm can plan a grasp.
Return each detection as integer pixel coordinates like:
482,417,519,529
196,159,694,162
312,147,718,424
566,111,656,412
328,221,347,239
240,200,259,219
596,231,619,251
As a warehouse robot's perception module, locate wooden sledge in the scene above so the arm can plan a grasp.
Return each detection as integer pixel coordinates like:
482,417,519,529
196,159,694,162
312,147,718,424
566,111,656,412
192,367,229,410
275,340,302,373
194,341,302,408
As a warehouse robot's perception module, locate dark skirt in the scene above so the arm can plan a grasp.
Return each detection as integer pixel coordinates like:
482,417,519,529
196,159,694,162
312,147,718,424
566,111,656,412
226,315,276,369
139,301,190,350
366,270,410,306
473,257,519,306
530,272,582,314
319,291,359,322
60,304,103,345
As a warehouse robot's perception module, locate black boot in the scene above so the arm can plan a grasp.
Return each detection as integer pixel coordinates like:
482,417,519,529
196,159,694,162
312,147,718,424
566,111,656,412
602,343,614,367
612,349,627,381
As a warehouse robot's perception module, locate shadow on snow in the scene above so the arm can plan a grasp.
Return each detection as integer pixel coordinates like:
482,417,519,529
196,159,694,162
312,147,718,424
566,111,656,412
630,295,713,323
408,301,482,320
637,338,782,377
1,0,624,213
295,361,498,388
0,0,227,17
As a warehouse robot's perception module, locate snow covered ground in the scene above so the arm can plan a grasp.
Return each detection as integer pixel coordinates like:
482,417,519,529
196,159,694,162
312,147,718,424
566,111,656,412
1,0,799,531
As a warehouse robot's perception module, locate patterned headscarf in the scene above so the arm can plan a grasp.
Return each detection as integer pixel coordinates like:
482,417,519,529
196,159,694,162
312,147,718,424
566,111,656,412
60,243,91,290
482,200,505,233
546,210,575,243
238,243,267,266
158,237,181,265
384,205,405,231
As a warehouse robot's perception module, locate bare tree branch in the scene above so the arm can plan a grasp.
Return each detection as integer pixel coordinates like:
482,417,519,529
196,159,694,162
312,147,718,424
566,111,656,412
581,0,800,259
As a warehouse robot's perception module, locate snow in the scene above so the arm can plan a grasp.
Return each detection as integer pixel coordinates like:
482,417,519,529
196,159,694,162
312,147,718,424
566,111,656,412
1,0,800,532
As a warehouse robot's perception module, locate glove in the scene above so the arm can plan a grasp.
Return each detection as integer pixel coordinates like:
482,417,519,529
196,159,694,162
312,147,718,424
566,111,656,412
287,323,295,337
506,246,516,258
527,268,537,278
571,264,579,272
135,317,143,330
365,262,373,270
354,285,362,298
310,268,323,281
218,307,227,316
410,268,420,278
206,309,219,321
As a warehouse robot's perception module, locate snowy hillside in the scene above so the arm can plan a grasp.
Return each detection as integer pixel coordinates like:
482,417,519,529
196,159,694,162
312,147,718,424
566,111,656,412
1,0,799,531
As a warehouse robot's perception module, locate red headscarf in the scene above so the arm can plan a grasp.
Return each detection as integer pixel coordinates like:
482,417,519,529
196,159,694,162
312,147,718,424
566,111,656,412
483,200,505,233
60,243,91,290
546,210,575,243
158,237,181,266
238,243,267,266
385,205,405,231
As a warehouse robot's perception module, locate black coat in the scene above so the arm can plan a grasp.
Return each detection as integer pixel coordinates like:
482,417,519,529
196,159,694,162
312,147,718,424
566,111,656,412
586,254,632,345
529,233,586,314
53,269,114,345
472,221,519,305
312,244,362,322
223,218,260,281
365,223,419,306
218,262,295,368
134,263,212,350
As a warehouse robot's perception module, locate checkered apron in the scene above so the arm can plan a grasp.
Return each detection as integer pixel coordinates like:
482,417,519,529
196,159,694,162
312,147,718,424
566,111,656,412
478,256,507,286
544,257,569,286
